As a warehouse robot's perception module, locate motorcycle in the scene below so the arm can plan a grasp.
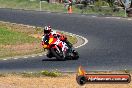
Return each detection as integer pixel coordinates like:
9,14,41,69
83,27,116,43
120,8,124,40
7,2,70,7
43,34,79,61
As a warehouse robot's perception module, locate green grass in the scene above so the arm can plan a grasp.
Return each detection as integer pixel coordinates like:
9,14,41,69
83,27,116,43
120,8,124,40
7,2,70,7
0,27,38,45
41,70,62,77
0,26,42,58
66,35,77,44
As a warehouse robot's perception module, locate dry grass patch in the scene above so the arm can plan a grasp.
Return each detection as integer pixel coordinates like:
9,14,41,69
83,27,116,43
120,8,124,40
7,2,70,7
0,72,131,88
0,43,43,58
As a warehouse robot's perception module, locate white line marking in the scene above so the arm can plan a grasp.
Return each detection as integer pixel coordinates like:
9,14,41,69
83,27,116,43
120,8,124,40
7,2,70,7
14,58,18,60
39,54,43,56
92,16,96,17
105,17,111,18
116,17,121,19
31,56,35,57
75,35,88,48
3,59,7,60
128,19,132,20
47,12,51,13
24,57,28,58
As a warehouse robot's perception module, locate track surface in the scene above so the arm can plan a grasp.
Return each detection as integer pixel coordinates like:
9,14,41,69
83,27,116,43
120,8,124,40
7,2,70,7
0,8,132,72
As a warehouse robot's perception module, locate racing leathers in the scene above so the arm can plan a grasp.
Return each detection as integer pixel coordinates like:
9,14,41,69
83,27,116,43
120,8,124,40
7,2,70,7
42,30,72,50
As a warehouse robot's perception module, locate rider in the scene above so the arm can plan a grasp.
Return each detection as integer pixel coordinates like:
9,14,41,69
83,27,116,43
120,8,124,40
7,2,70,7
41,26,52,47
42,25,72,50
42,25,73,58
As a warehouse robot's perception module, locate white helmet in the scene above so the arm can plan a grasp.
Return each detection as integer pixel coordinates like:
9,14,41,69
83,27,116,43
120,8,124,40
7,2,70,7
44,25,51,34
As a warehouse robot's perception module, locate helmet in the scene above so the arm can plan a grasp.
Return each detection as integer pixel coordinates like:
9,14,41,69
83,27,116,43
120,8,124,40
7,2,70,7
44,26,52,34
48,26,51,30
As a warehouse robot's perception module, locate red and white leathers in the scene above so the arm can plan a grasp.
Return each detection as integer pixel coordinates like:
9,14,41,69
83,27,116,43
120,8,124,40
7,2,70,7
41,30,67,46
42,31,68,52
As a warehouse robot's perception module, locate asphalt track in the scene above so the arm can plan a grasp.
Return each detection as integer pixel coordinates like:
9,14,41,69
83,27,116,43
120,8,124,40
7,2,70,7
0,8,132,72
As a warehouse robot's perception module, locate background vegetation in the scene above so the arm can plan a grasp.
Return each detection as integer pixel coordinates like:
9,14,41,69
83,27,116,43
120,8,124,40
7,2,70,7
0,0,126,17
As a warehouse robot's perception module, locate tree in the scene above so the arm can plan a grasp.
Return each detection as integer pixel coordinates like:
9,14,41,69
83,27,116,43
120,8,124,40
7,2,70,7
117,0,132,8
117,0,132,16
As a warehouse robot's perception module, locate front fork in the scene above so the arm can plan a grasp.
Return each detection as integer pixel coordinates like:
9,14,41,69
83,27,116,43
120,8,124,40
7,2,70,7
55,45,61,53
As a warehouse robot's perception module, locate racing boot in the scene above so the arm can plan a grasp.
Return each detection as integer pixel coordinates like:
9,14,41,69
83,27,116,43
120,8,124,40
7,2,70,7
65,40,73,53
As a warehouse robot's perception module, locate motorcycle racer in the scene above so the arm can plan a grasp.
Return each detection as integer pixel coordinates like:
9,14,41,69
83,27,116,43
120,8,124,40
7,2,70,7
42,25,72,58
42,25,79,60
41,25,72,50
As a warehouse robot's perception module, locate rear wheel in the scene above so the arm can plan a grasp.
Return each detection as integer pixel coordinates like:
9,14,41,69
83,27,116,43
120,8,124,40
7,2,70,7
72,50,79,60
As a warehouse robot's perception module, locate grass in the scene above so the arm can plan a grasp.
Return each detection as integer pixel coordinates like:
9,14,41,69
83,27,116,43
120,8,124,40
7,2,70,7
41,70,62,77
0,26,42,58
0,0,66,12
0,22,77,58
0,0,126,17
0,27,37,45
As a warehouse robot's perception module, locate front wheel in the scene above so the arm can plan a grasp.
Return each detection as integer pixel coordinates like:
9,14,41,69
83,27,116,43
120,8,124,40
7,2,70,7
51,48,66,61
46,49,54,58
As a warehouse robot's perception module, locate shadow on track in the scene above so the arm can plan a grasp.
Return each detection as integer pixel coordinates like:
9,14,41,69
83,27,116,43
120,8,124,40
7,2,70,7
42,58,61,61
42,58,75,61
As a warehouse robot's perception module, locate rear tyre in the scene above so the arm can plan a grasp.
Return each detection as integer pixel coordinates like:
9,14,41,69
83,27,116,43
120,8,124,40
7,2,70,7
72,50,79,60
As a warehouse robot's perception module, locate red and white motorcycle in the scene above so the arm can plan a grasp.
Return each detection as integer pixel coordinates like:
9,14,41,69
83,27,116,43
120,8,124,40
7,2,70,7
43,34,79,61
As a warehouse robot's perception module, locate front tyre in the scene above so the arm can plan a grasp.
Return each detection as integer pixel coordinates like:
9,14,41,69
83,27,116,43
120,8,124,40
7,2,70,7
46,50,54,58
51,48,66,61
